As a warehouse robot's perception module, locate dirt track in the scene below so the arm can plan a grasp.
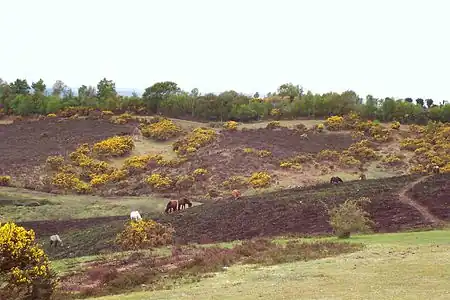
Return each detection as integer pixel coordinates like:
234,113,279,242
0,118,135,181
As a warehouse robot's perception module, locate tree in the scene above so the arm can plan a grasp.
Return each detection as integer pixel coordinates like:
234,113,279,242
142,81,180,113
404,97,413,103
9,79,30,95
96,77,117,99
328,197,373,238
31,79,46,95
0,222,56,299
416,98,424,107
253,92,260,98
51,80,67,97
426,98,434,108
277,83,302,102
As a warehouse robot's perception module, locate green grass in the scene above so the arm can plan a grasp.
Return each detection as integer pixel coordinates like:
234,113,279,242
84,230,450,300
0,186,187,222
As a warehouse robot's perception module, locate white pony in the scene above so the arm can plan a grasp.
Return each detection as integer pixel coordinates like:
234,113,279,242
50,234,63,247
130,210,142,221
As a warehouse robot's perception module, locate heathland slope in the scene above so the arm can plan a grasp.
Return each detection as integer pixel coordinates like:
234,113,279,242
16,174,449,259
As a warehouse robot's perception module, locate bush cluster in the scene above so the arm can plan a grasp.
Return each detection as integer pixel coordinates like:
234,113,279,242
51,172,91,193
270,108,281,120
391,121,401,129
324,115,345,131
112,112,133,124
123,154,162,173
221,175,248,190
172,127,217,155
58,106,93,118
343,139,378,162
279,161,302,170
193,168,208,179
46,113,57,117
140,118,182,141
328,197,373,238
145,173,173,190
266,121,281,129
45,155,65,170
248,171,271,188
381,154,404,166
0,222,55,298
115,219,174,251
315,123,324,132
175,175,195,190
317,149,340,161
0,175,11,186
92,135,134,157
223,121,238,131
90,169,127,187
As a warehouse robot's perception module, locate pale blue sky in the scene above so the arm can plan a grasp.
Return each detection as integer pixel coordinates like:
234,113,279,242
1,0,449,100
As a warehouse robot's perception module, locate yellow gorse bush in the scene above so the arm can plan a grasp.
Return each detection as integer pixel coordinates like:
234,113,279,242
248,171,271,188
391,121,401,129
172,127,217,155
0,222,54,289
51,172,91,194
381,154,404,166
193,168,208,176
223,121,238,131
93,135,134,157
45,155,65,170
145,173,173,190
317,149,340,161
266,121,281,129
0,175,11,186
324,115,345,131
123,154,163,173
141,118,182,141
116,219,174,251
221,175,248,189
46,113,57,117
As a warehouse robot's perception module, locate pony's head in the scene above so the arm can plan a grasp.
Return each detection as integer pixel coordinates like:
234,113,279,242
187,201,193,208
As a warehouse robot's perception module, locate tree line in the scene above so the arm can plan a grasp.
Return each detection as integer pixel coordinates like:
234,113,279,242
0,78,449,124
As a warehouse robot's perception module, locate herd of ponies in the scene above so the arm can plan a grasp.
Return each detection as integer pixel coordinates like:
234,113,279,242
47,166,443,248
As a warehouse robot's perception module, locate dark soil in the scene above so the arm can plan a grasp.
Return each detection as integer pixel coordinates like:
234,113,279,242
406,174,450,220
0,118,136,181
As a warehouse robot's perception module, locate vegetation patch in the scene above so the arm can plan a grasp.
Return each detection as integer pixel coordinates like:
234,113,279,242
141,118,183,141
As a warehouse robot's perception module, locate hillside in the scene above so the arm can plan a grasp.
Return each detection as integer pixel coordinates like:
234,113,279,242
15,173,449,259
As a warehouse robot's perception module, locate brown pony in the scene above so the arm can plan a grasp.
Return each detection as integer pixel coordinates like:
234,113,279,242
359,174,366,180
165,200,178,214
178,198,193,210
231,189,241,200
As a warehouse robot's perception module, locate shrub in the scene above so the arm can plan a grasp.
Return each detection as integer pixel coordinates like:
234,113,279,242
145,174,173,190
345,140,378,161
0,222,56,298
123,154,163,173
279,161,302,170
324,115,344,131
116,220,174,251
257,150,272,158
351,130,365,140
156,157,187,167
193,168,208,178
339,155,361,168
90,173,113,187
0,175,11,186
223,121,238,131
316,123,324,132
46,113,57,117
172,127,217,155
266,121,281,129
221,175,248,190
248,171,271,188
45,155,65,170
175,175,195,190
93,136,134,157
381,154,404,166
328,197,373,238
409,164,427,174
101,110,114,117
112,113,133,124
269,108,281,119
51,172,91,194
391,121,401,129
243,147,254,153
317,149,340,161
441,163,450,173
141,118,182,141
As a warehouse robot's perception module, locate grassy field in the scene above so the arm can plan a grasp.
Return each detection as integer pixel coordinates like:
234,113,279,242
0,186,174,222
85,230,450,300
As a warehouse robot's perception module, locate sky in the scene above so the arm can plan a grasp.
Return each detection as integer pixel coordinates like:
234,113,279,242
1,0,449,100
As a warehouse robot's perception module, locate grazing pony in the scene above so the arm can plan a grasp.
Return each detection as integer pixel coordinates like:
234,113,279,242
432,165,440,174
49,234,63,247
130,210,142,221
165,200,178,214
330,176,343,185
178,198,193,210
231,189,241,200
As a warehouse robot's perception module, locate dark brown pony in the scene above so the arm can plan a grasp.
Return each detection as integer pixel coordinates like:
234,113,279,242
178,198,193,210
165,200,178,214
330,176,343,184
359,174,366,180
